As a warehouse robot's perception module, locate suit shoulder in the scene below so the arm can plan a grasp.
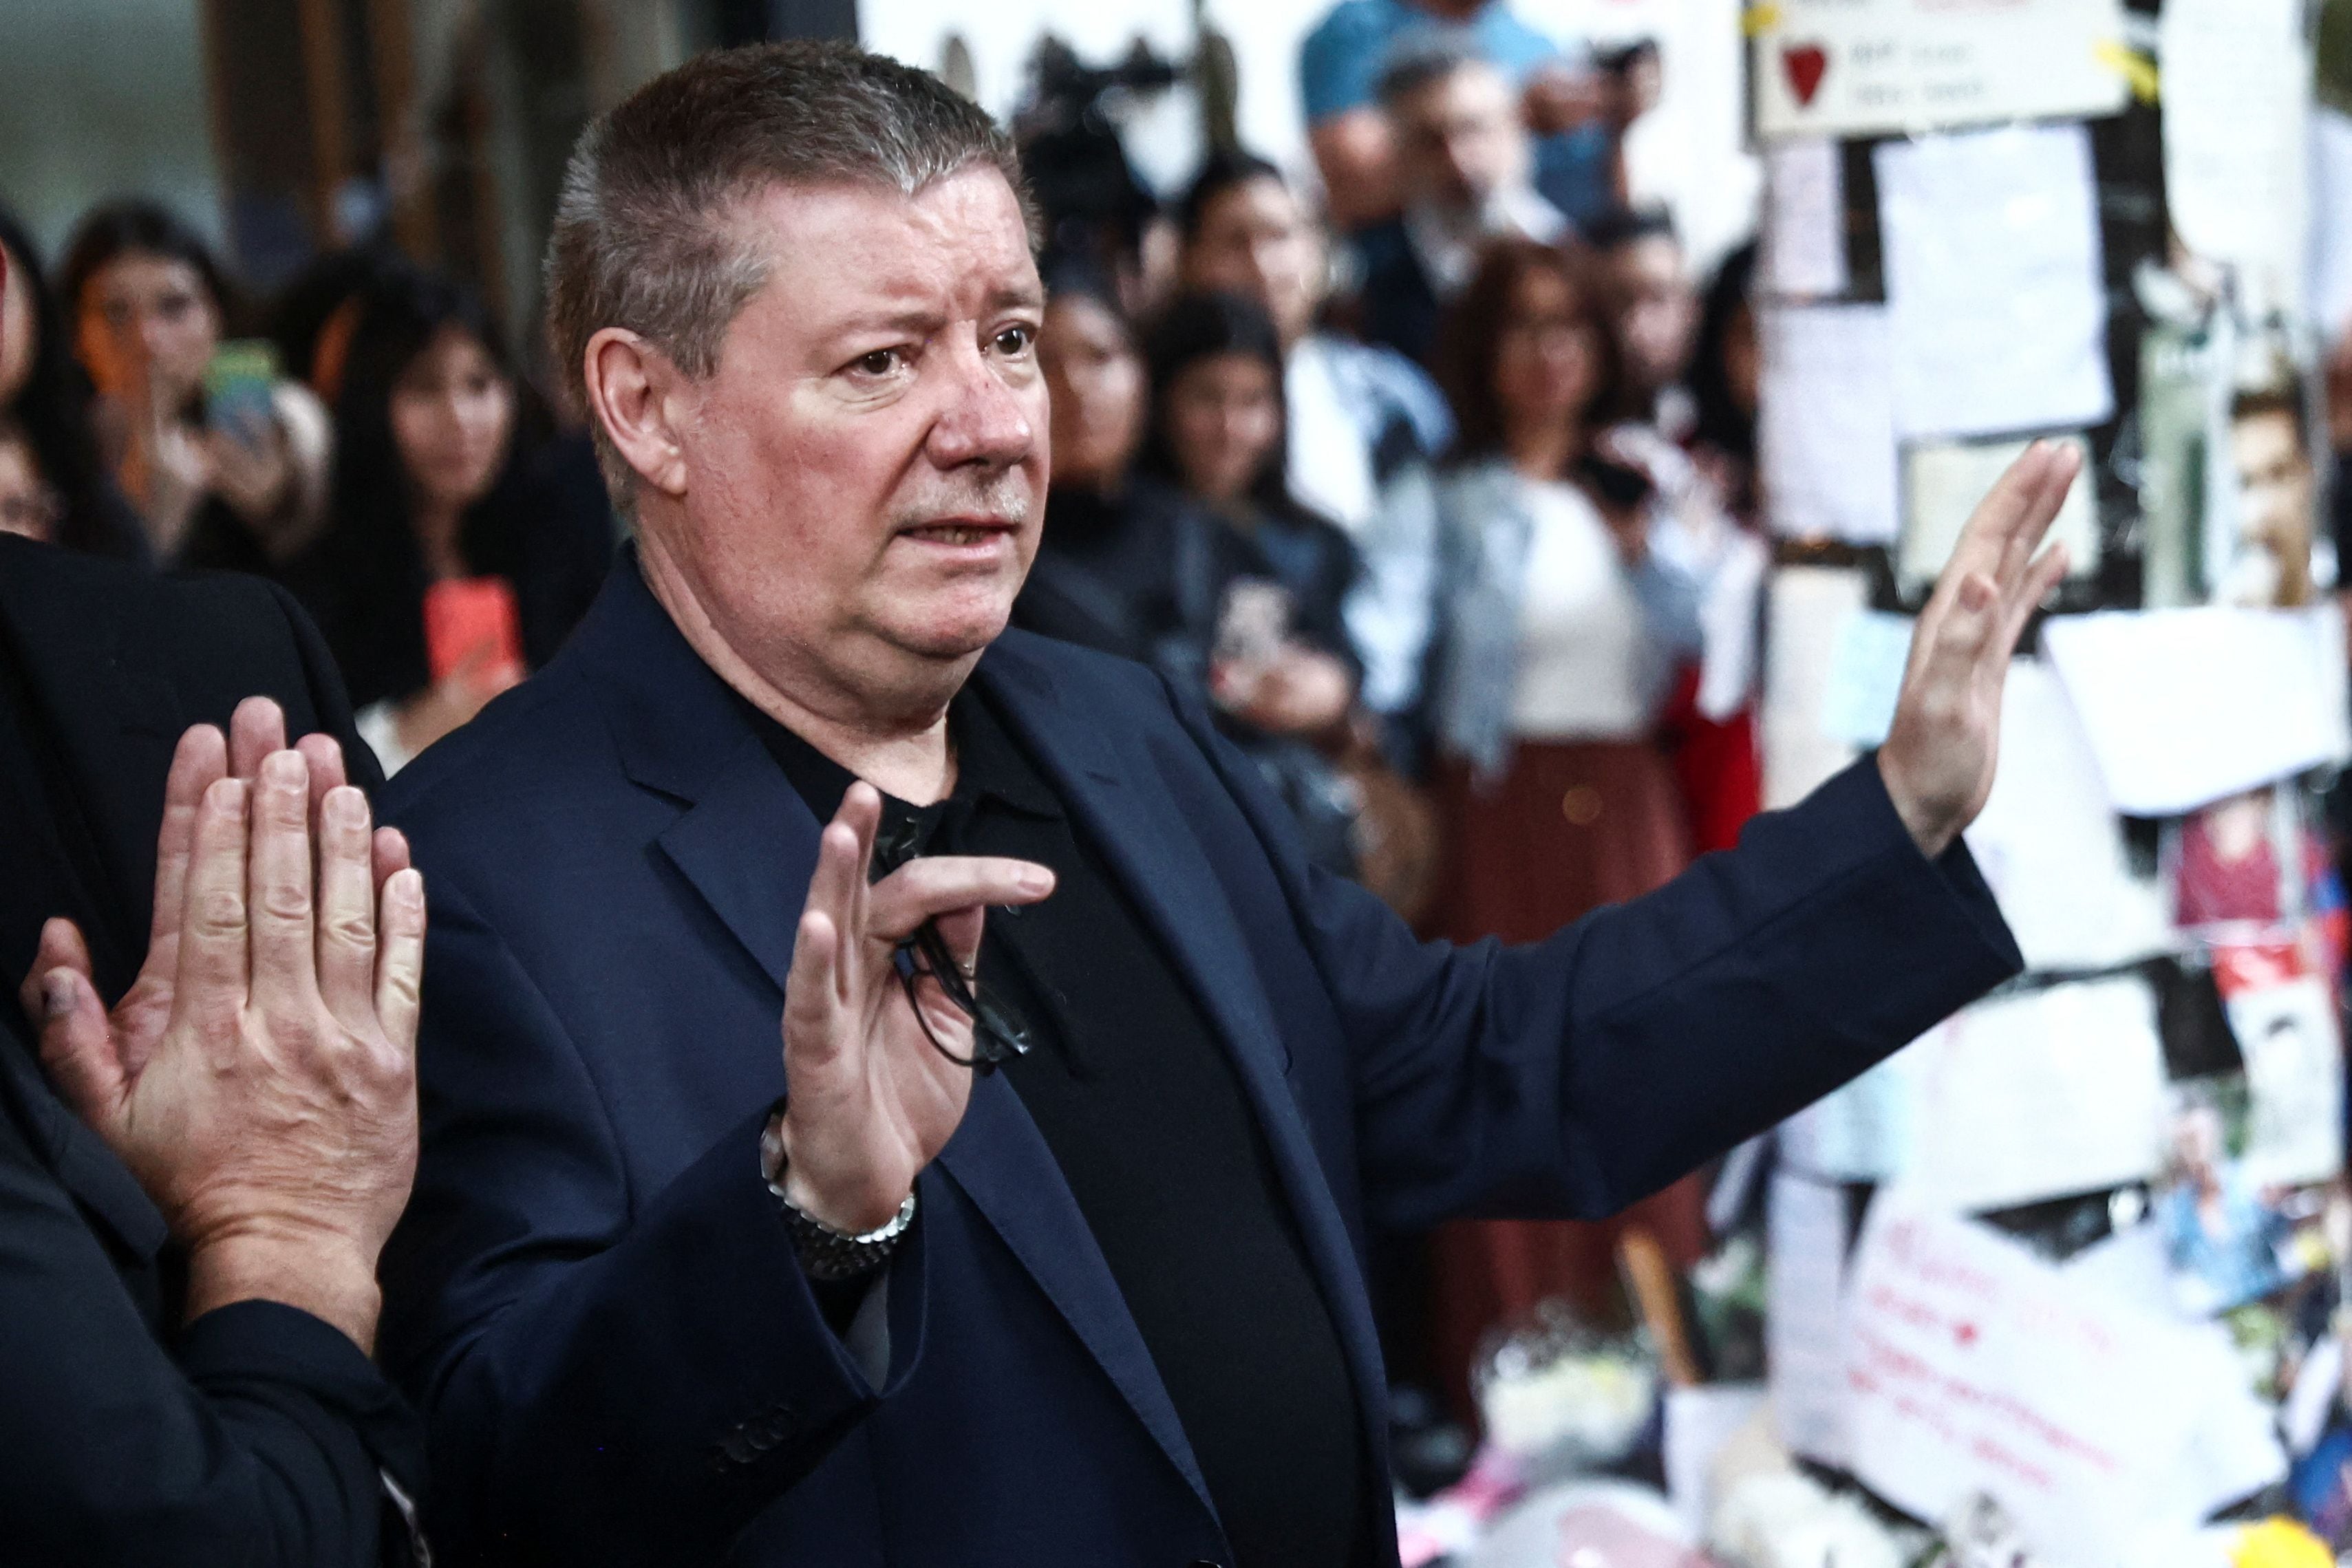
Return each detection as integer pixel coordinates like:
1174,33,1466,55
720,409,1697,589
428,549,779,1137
986,626,1175,707
381,661,607,833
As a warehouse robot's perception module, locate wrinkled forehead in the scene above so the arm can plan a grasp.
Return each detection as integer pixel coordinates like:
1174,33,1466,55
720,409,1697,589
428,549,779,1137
729,168,1042,323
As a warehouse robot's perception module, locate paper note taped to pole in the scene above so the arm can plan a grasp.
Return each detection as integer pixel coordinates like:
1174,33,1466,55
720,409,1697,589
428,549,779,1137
1751,0,2131,144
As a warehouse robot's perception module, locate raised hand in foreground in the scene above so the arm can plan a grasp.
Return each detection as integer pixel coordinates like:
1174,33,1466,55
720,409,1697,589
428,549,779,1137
773,783,1054,1235
1878,440,2084,857
18,698,425,1352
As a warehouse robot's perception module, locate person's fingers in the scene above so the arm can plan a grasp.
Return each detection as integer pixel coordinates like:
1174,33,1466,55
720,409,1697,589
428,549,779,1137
228,697,288,782
175,777,252,1025
34,966,127,1136
372,826,411,893
1993,444,2082,599
866,857,1056,946
248,751,319,1009
1932,442,2060,608
147,724,228,956
316,786,378,1024
373,868,427,1053
1907,570,2000,715
782,908,851,1074
1998,541,2073,655
18,917,95,1038
297,732,348,821
803,820,866,1009
837,786,881,977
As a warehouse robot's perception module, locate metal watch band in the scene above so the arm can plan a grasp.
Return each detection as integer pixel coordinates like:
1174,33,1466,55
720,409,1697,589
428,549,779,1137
760,1102,916,1281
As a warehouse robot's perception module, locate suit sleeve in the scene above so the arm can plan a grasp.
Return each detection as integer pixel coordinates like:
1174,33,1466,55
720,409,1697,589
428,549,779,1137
1157,672,2022,1226
0,1069,413,1567
379,874,929,1564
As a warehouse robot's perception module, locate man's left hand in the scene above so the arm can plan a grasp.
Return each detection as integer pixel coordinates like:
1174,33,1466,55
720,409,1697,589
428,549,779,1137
1879,440,2082,857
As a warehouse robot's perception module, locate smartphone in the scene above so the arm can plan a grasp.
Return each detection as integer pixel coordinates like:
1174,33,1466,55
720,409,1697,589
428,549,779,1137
423,577,525,689
203,340,279,441
1578,453,1656,512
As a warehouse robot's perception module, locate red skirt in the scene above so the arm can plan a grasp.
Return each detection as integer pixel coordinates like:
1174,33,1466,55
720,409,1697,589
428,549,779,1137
1424,739,1711,1418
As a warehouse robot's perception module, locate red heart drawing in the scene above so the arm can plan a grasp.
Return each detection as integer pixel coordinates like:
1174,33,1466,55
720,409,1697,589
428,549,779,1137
1783,43,1828,107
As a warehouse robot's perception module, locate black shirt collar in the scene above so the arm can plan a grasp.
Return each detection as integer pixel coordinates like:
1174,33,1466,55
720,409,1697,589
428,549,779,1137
738,686,1062,856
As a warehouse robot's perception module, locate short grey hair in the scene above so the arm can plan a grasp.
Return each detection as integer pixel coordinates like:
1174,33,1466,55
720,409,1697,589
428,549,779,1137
1375,34,1493,112
544,40,1034,509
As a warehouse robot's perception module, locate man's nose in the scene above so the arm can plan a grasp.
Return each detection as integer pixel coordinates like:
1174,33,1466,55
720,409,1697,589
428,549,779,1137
928,346,1036,469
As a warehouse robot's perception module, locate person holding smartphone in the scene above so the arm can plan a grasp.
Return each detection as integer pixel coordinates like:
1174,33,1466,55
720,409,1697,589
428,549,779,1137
288,265,612,773
61,201,330,568
1420,236,1714,1410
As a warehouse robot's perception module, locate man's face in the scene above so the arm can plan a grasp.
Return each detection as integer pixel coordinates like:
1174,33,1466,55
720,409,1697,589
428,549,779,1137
1605,235,1697,397
1392,62,1528,216
648,168,1047,711
1182,175,1323,348
2230,409,2323,566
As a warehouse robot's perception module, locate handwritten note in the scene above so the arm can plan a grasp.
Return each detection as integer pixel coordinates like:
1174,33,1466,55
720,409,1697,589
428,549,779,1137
1843,1192,2285,1566
2040,605,2352,815
1903,976,2170,1214
2228,978,2346,1188
1758,305,1900,542
2161,0,2310,316
1751,0,2131,144
1760,139,1848,299
1875,125,2113,441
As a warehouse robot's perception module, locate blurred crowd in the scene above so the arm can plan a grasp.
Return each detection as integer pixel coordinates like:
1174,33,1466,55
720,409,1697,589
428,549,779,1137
0,0,1764,1440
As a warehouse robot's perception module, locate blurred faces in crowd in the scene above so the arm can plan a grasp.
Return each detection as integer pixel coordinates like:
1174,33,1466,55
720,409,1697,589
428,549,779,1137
1493,261,1606,455
0,420,58,542
1592,214,1698,414
389,323,517,546
1041,290,1147,490
1164,350,1287,508
1389,55,1531,219
1181,171,1325,350
2227,392,2318,608
73,249,220,419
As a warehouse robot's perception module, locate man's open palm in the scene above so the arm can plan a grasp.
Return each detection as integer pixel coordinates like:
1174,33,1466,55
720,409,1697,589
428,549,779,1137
1879,440,2084,856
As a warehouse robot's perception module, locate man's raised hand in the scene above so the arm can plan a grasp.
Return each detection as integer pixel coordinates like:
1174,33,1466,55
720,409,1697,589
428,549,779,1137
1878,440,2083,857
775,784,1053,1235
21,703,425,1353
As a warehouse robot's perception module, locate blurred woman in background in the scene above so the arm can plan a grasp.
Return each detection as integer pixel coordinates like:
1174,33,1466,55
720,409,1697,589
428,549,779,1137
61,200,330,567
293,266,611,771
1422,237,1710,1410
0,206,145,556
1140,288,1369,876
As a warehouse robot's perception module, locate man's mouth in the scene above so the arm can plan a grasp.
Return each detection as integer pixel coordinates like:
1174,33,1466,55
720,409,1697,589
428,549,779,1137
899,519,1019,548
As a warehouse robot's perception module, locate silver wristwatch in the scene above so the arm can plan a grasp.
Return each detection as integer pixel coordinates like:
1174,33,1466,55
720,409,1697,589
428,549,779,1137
760,1104,916,1282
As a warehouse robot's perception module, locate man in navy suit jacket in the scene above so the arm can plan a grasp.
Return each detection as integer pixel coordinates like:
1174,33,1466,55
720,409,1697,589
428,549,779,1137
380,41,2082,1567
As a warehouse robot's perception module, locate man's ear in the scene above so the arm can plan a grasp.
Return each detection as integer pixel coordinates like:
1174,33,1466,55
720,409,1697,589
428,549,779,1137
584,327,692,501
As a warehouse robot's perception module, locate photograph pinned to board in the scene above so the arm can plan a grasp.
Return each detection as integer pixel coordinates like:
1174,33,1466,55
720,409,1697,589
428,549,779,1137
2225,976,2346,1190
2153,1080,2320,1318
1896,432,2101,602
1872,122,2113,442
1749,0,2132,144
2160,0,2312,317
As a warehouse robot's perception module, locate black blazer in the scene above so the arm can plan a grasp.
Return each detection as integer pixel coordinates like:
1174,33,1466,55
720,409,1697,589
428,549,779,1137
0,533,422,1566
380,557,2021,1563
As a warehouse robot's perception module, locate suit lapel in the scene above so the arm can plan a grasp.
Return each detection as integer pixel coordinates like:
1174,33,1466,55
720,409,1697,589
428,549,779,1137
584,565,1213,1508
973,641,1394,1473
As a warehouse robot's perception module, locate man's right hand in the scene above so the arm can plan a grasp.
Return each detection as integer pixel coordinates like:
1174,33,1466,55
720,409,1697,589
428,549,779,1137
775,784,1054,1235
19,701,426,1353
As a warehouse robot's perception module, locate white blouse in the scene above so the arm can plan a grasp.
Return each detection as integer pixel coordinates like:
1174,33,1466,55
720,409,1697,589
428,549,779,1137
1506,478,1652,741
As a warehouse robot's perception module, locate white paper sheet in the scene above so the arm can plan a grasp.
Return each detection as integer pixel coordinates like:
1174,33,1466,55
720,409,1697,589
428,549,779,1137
1761,566,1868,808
1758,304,1901,542
1874,125,2113,441
1962,660,2173,972
1898,434,2099,594
2227,977,2346,1188
1903,976,2170,1214
1760,140,1848,299
1842,1192,2285,1566
1767,1170,1850,1468
1781,1051,1920,1184
1817,609,1913,749
1663,1384,1769,1538
2161,0,2311,318
2040,605,2352,815
1751,0,2132,144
